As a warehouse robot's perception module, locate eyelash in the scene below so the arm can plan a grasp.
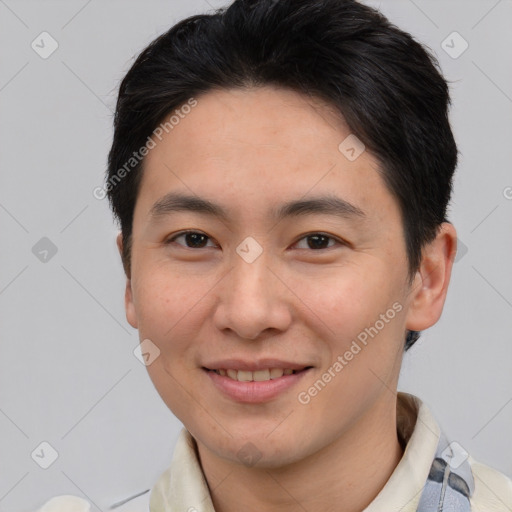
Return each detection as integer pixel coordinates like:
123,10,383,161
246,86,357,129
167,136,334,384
165,230,345,251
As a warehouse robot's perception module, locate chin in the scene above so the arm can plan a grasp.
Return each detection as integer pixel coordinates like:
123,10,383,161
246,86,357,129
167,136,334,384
203,428,307,469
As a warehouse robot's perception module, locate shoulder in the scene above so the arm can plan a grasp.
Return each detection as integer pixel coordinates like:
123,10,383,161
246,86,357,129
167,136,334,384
469,456,512,511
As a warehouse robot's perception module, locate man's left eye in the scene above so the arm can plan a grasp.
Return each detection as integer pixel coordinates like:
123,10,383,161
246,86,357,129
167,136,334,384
294,233,341,250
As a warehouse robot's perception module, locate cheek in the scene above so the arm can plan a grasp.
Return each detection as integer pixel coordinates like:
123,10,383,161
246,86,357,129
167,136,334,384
295,274,406,422
294,269,402,339
131,269,213,420
132,269,208,352
291,267,407,393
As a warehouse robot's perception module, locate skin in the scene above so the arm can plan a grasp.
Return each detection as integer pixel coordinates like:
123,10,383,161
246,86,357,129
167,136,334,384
117,86,457,512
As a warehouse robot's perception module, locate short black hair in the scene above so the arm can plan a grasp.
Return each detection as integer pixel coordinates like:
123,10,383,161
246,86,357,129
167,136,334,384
106,0,457,351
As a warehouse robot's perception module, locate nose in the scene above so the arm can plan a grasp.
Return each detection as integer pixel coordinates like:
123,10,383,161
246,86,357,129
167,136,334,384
212,249,292,341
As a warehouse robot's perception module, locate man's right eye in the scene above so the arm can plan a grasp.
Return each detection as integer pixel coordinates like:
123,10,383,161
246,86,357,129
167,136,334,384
165,230,217,249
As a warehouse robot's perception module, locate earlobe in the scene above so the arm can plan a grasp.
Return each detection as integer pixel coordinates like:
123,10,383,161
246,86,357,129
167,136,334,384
405,222,457,332
116,233,138,329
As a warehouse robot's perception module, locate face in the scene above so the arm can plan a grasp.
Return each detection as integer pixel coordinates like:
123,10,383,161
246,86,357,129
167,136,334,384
121,86,429,468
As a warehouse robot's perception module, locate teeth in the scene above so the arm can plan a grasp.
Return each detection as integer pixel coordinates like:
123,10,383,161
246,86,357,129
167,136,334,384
214,368,302,381
253,369,270,381
237,370,253,382
270,368,284,379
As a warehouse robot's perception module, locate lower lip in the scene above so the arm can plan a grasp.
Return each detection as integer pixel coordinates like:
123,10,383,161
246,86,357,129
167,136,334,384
204,368,311,403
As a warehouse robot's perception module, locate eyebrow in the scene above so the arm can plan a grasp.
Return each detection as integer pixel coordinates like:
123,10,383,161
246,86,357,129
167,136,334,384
149,192,366,223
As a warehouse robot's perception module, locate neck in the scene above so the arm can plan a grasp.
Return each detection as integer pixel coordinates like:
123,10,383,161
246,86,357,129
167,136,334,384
196,394,405,512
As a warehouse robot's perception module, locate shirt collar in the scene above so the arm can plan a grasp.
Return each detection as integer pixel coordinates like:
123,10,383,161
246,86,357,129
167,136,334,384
149,392,440,512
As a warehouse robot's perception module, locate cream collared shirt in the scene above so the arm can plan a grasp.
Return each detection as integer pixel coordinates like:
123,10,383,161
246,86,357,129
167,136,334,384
148,392,512,512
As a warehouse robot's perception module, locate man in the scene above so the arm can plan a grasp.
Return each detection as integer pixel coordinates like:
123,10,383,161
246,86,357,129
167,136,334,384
99,0,512,510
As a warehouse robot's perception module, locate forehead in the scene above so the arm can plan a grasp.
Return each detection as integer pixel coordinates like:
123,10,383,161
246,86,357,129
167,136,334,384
147,86,353,165
136,86,399,226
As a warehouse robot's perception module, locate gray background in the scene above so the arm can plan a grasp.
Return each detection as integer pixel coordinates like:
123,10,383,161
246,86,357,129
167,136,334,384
0,0,511,510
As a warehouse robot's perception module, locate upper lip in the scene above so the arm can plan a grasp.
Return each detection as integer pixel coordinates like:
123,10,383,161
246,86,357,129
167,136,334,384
203,359,312,371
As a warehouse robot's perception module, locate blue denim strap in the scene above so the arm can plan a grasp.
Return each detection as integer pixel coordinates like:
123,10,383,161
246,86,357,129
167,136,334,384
416,431,474,512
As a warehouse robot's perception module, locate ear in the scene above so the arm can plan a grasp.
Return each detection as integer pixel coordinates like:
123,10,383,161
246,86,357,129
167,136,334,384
405,222,457,331
116,233,138,329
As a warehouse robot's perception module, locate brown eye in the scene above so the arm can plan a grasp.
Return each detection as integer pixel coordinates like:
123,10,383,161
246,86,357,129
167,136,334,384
294,233,342,250
166,231,215,249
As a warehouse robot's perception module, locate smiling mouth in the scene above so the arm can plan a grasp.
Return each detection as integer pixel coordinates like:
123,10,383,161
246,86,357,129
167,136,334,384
204,367,312,382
